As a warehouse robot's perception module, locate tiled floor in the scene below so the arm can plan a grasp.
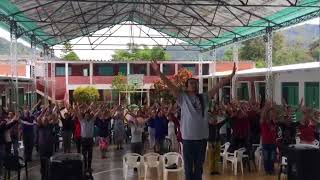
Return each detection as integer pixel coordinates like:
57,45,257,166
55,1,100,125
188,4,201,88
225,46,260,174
8,145,277,180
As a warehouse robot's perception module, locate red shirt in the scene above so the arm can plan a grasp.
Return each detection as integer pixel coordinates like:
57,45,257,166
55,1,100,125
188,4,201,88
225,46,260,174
74,118,81,139
232,116,250,139
299,122,316,143
261,121,277,144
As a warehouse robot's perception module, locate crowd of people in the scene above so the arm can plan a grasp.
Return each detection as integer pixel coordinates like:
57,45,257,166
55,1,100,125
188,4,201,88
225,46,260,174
0,61,319,180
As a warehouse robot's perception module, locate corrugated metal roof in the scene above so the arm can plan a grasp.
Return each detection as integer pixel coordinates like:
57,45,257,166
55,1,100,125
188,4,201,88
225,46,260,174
0,0,319,49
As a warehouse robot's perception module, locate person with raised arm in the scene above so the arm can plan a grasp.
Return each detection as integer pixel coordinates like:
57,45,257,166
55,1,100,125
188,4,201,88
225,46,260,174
298,104,317,144
74,103,101,175
151,60,236,180
37,104,59,180
260,101,278,175
112,105,126,150
58,104,74,153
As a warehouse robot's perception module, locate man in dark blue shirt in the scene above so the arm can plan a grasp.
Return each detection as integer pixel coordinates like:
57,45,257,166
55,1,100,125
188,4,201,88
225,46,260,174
154,109,168,154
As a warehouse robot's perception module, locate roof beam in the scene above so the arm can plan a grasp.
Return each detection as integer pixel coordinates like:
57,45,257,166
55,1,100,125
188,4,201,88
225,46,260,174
156,1,242,38
39,8,130,45
215,0,280,26
21,0,119,34
8,1,56,16
53,0,320,8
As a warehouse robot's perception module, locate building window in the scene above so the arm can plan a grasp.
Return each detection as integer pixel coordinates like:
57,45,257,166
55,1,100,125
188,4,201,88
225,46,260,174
163,64,174,75
56,66,72,76
98,66,114,76
305,82,319,109
119,64,127,75
83,68,89,76
202,64,209,75
237,82,249,101
182,64,196,74
282,82,300,120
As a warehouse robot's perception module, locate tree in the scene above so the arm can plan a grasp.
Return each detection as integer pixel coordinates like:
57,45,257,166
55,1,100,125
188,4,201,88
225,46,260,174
223,48,233,61
73,86,99,103
152,68,193,102
112,44,170,61
309,39,320,61
223,32,315,67
111,73,138,92
240,37,265,62
60,41,80,61
63,51,80,61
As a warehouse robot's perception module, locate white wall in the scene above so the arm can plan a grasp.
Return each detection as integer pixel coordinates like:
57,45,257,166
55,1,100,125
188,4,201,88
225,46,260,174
273,69,320,105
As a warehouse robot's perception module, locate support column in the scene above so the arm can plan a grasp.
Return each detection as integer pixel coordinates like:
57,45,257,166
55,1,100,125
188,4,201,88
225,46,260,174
30,35,37,105
89,63,93,85
198,54,203,94
211,48,217,98
175,63,178,75
127,62,130,75
265,28,273,101
147,89,150,106
65,63,69,104
160,63,163,73
43,45,49,106
50,49,56,102
10,21,18,111
232,41,239,100
146,63,150,76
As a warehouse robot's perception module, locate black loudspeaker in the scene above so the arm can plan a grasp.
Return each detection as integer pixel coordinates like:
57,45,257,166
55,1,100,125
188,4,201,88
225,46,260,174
287,144,320,180
49,153,85,180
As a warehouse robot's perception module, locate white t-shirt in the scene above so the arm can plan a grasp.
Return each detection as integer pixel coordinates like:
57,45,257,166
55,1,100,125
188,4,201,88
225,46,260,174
168,121,176,137
177,92,209,140
130,125,143,143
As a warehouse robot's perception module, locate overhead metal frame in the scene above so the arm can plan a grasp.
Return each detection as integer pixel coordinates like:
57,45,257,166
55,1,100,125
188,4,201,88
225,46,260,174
10,20,19,111
0,0,318,51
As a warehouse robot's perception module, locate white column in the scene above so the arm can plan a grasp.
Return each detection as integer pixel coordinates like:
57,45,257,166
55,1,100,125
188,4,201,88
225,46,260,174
211,49,217,99
65,63,69,104
175,63,178,75
198,55,203,94
127,62,130,75
43,46,49,106
265,28,273,101
10,22,19,111
147,89,150,106
89,63,93,85
160,63,163,73
50,50,56,102
30,36,37,105
147,63,150,76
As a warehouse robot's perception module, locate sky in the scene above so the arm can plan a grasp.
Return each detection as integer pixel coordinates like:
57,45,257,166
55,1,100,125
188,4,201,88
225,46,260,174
0,18,319,60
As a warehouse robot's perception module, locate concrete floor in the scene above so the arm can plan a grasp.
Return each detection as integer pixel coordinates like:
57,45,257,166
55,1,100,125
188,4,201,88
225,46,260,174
7,144,277,180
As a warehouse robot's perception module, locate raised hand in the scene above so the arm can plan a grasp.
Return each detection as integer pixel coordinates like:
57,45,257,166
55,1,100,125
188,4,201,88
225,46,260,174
231,62,237,77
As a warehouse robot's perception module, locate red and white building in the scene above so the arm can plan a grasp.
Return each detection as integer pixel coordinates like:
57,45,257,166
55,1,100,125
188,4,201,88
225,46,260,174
0,57,255,106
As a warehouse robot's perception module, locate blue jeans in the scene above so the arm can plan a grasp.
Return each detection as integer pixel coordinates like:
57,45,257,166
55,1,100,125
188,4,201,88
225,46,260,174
183,139,207,180
262,144,276,174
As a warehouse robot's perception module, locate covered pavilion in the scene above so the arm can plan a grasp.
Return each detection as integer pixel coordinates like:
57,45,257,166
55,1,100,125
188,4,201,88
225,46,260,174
0,1,320,179
0,0,319,110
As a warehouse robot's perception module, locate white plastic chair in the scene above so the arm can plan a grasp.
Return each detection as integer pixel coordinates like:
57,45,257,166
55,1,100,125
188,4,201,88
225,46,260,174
278,156,288,179
123,153,144,180
179,142,183,157
162,152,184,180
224,148,246,176
143,153,161,180
220,142,230,173
313,140,319,147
